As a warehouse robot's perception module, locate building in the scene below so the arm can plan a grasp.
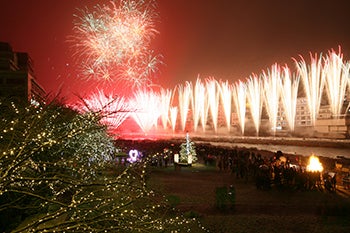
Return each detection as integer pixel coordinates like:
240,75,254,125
272,95,350,138
0,42,45,103
294,97,312,128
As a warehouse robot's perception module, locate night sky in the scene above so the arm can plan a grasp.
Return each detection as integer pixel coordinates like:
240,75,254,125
1,0,350,102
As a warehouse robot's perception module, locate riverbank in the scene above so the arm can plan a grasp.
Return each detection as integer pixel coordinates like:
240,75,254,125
192,135,350,149
117,133,350,148
116,134,350,159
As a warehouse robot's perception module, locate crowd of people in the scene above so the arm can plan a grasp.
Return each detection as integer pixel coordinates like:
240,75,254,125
206,147,336,192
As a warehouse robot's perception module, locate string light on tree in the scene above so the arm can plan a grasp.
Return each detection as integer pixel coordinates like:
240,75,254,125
179,132,197,165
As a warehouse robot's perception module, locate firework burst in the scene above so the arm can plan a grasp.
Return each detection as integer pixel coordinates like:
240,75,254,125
130,89,162,133
192,78,207,132
159,88,173,129
177,82,192,131
232,81,247,135
323,48,349,118
206,78,220,133
279,65,300,131
169,106,178,132
74,90,131,130
294,53,326,125
263,64,282,135
246,74,263,135
219,80,233,132
70,0,161,88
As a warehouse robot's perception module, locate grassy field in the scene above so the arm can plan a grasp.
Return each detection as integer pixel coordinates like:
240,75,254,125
149,164,350,233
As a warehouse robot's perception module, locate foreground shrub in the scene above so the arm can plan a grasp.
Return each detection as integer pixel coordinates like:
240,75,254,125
0,100,207,232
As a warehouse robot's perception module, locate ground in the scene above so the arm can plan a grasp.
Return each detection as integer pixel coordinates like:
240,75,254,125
149,164,350,233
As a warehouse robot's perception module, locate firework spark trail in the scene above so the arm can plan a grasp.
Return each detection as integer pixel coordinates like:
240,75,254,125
348,66,350,90
206,78,220,133
347,63,350,113
177,82,192,131
232,81,247,135
159,88,172,129
71,0,160,87
198,80,210,132
263,64,281,135
294,53,326,125
130,89,161,133
169,107,178,132
117,53,163,89
75,90,131,130
324,48,349,118
246,74,263,135
348,65,350,90
191,78,207,132
219,80,233,132
279,65,300,131
200,94,210,132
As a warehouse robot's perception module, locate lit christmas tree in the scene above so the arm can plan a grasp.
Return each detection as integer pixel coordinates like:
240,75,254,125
179,132,197,164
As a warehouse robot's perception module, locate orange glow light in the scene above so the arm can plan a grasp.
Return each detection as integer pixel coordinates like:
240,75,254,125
306,154,323,172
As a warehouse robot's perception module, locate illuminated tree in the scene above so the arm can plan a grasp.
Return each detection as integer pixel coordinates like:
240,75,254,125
179,132,197,164
0,100,205,232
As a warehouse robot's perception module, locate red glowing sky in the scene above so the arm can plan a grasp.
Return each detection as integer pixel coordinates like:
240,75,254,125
1,0,350,102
